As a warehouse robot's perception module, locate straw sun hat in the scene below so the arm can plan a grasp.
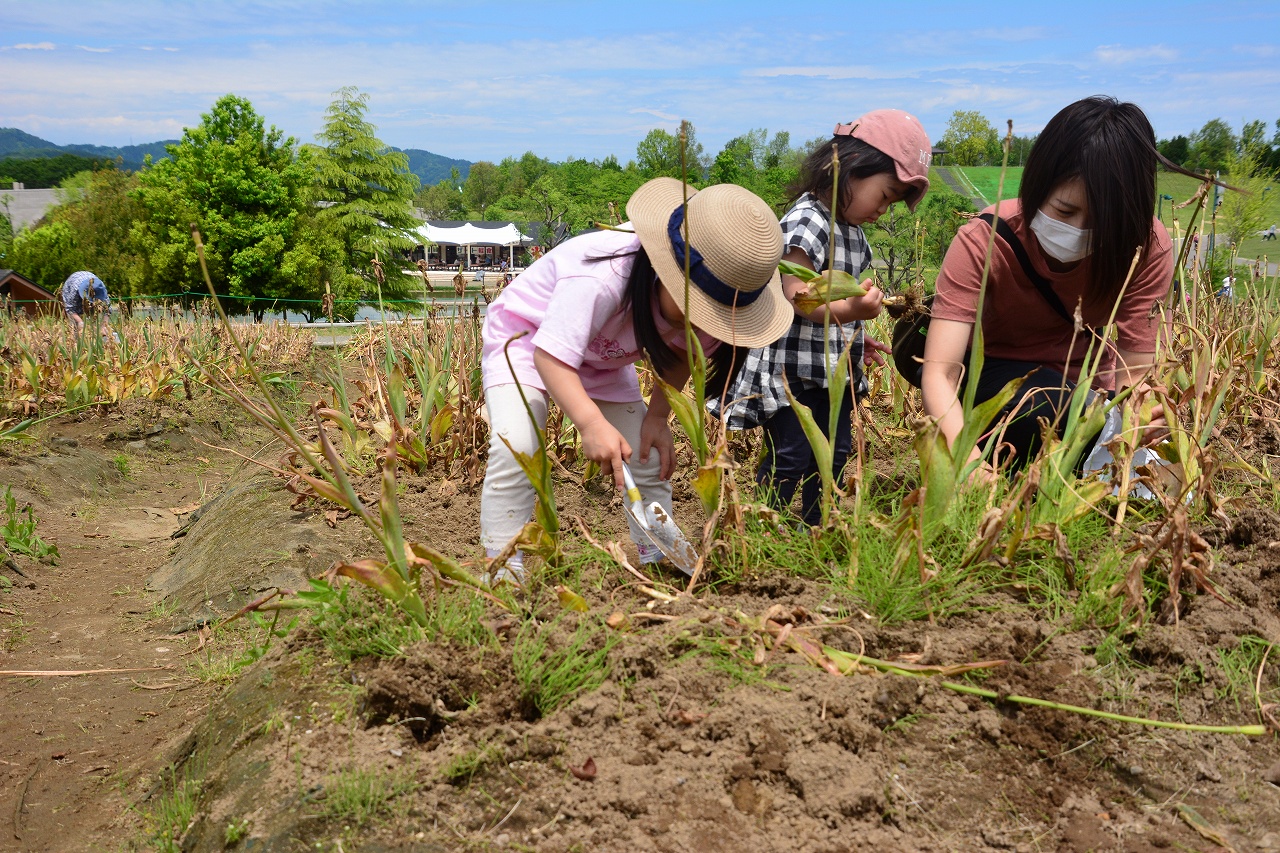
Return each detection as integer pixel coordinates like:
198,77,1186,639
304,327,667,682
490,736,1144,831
626,178,792,349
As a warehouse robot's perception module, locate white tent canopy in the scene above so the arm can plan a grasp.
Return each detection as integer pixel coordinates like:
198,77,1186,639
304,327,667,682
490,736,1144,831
416,222,532,246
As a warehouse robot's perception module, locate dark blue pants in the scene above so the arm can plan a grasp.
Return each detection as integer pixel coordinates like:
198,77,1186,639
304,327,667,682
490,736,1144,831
967,358,1102,472
757,385,853,526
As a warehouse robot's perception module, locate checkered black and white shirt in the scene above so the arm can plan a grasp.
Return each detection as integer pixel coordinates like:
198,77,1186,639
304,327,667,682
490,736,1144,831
709,193,872,430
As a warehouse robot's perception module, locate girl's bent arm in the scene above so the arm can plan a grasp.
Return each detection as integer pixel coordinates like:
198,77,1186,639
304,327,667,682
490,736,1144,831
534,348,631,489
638,359,691,480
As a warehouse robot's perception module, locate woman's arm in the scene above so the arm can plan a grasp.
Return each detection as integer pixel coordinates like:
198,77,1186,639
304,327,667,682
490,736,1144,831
1113,347,1156,390
920,318,987,468
534,348,631,489
780,247,882,325
1114,346,1169,444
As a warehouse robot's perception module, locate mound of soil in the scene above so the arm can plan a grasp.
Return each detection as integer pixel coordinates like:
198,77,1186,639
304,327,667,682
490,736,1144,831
177,572,1280,852
147,467,355,627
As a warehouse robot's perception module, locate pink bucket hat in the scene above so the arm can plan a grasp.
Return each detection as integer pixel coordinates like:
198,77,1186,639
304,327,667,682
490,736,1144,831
834,109,931,211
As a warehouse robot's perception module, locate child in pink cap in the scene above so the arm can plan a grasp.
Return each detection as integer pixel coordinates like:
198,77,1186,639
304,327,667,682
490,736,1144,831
710,109,931,527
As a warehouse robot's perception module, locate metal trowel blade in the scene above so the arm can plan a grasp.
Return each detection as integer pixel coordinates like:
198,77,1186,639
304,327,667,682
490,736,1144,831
643,503,699,577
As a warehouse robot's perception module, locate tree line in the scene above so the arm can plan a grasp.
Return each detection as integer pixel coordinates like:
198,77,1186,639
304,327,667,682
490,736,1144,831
0,90,978,318
936,109,1280,177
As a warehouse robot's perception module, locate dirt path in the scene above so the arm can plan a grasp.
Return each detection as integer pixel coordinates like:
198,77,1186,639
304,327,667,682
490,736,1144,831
0,416,231,852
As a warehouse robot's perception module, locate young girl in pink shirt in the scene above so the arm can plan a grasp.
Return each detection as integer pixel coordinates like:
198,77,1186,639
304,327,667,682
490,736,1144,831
480,178,793,584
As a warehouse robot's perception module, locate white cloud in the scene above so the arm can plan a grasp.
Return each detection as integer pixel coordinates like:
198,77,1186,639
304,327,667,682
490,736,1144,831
969,27,1047,42
1093,44,1178,64
745,65,909,81
14,42,56,50
77,45,111,53
629,108,679,122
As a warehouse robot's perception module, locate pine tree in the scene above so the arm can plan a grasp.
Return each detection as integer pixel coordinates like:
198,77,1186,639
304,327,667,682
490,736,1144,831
307,87,421,297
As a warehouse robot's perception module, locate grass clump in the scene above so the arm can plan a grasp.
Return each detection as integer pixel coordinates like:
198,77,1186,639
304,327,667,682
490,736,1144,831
308,581,494,663
136,766,202,853
512,617,616,718
1,487,58,561
319,766,418,828
441,742,505,784
1217,635,1278,712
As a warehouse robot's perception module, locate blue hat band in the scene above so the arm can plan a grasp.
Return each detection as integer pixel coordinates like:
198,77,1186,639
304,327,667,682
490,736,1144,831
666,206,763,308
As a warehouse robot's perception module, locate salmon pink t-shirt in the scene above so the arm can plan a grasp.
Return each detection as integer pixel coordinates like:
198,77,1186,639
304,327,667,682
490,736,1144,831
481,228,718,402
932,200,1173,390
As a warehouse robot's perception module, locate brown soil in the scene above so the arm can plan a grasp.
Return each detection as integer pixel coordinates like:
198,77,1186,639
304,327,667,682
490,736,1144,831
0,403,236,851
2,400,1279,853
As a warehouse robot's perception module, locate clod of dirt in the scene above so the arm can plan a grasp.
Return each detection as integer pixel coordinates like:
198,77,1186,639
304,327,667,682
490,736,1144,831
360,640,520,742
1226,507,1280,548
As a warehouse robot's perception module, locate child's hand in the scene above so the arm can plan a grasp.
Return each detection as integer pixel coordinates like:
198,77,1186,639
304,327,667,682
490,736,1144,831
638,409,675,480
580,417,632,490
842,281,883,320
863,335,891,367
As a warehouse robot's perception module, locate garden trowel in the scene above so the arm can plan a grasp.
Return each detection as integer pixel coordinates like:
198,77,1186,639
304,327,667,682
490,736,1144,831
620,463,699,577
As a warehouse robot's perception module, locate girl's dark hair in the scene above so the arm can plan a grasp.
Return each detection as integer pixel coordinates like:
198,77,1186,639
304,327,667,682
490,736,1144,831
1020,96,1197,305
788,137,902,213
587,247,680,376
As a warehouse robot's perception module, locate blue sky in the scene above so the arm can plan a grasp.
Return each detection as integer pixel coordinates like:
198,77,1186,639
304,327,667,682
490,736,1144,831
2,1,1278,164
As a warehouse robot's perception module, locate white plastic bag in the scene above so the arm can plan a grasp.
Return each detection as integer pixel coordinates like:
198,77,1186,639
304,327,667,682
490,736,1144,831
1080,406,1167,500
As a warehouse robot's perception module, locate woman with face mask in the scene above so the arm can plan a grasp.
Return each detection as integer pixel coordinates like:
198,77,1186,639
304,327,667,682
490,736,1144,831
920,96,1206,477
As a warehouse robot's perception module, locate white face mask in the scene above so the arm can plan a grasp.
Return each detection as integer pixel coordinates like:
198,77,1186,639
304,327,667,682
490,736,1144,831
1030,209,1092,263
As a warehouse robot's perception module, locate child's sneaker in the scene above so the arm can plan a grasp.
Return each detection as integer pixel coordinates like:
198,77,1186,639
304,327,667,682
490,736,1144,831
483,550,525,588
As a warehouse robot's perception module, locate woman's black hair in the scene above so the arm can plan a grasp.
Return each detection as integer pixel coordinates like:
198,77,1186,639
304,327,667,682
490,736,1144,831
1020,96,1210,305
587,246,680,376
788,136,903,213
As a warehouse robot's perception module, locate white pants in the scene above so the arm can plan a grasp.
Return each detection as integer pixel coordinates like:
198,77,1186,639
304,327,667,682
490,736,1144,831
480,383,672,556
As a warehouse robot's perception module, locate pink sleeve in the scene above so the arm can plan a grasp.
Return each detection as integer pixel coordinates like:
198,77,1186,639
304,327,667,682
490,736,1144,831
1113,225,1174,353
531,276,622,367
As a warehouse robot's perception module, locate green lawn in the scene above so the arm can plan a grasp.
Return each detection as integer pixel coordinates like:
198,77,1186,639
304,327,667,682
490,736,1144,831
952,166,1022,204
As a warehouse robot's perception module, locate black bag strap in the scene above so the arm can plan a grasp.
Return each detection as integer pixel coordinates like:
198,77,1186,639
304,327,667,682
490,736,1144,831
977,212,1080,328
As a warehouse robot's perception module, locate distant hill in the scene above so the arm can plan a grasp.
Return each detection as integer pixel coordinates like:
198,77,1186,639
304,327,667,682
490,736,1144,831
0,128,173,171
399,148,471,187
0,128,470,187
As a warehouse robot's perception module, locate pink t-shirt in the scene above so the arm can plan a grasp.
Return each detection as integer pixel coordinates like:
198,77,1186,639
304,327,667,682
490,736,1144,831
932,199,1173,390
481,229,719,403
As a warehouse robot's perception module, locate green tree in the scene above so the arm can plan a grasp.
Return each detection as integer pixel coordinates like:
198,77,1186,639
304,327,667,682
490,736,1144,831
1217,149,1276,248
307,86,421,301
53,164,145,299
132,94,320,316
1188,119,1236,174
0,195,13,263
0,153,101,189
1239,119,1270,160
1007,134,1035,167
708,140,747,187
939,111,999,167
461,161,503,219
416,179,466,220
1158,135,1191,166
635,122,707,180
7,220,77,289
